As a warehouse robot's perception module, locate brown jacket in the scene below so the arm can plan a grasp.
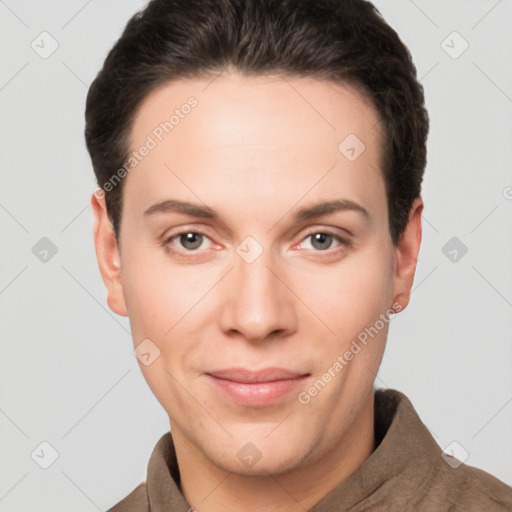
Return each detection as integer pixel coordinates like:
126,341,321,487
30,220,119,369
107,389,512,511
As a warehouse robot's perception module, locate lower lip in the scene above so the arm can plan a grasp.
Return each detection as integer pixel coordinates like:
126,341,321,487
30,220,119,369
205,374,309,407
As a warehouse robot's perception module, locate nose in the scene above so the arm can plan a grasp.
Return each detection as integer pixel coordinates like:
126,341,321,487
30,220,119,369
218,246,297,343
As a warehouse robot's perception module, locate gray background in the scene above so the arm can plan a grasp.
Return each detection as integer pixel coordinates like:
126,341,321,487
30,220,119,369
0,0,511,510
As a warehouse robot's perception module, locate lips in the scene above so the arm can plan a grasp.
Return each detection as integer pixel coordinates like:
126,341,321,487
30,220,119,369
205,367,310,407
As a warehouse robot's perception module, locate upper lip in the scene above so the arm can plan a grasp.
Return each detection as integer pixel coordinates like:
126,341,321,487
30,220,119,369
206,367,309,383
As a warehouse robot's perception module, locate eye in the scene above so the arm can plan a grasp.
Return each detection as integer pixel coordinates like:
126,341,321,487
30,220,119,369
298,231,350,252
164,231,213,253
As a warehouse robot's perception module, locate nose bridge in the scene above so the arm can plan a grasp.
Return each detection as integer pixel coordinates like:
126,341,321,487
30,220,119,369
220,239,295,340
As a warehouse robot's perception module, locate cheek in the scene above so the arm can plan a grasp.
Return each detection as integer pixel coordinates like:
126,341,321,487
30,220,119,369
119,252,204,411
301,250,394,329
120,249,174,339
120,246,216,343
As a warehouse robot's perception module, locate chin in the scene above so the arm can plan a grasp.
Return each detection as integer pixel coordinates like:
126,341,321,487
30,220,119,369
204,439,312,477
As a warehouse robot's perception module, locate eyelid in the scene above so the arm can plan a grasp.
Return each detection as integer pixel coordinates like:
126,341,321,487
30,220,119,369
295,229,352,251
302,225,353,238
163,229,214,247
161,223,214,241
162,226,351,242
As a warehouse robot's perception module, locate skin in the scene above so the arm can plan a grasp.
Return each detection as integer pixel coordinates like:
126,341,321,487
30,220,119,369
92,72,423,511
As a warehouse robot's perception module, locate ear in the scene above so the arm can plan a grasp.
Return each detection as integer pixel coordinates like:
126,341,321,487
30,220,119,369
392,197,423,312
91,190,128,317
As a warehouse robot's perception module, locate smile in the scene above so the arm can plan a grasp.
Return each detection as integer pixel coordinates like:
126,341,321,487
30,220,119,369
204,367,310,407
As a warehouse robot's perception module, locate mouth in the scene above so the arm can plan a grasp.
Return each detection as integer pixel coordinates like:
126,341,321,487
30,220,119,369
204,367,310,407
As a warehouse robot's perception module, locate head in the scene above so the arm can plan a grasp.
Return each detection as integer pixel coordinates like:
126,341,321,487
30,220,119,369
86,0,427,477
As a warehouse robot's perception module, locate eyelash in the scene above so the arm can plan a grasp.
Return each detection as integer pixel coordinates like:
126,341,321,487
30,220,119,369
161,229,351,259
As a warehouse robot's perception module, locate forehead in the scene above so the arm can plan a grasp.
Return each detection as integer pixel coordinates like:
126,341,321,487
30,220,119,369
125,73,386,221
131,72,382,149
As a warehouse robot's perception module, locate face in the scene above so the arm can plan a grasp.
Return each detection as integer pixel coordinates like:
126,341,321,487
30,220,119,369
92,72,422,477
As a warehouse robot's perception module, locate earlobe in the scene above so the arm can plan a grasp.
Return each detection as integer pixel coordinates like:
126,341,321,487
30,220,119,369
91,191,128,317
392,197,423,312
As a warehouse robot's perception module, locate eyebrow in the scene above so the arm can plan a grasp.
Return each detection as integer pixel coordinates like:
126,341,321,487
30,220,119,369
144,198,370,223
294,199,369,221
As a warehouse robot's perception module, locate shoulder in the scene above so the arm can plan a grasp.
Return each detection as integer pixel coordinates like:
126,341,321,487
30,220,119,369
377,389,512,510
423,459,512,511
106,482,149,512
454,463,512,510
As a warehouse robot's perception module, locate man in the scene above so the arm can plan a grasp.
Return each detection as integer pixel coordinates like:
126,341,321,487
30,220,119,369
85,0,512,510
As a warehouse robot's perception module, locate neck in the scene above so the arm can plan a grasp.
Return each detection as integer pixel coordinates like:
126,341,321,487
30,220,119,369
172,395,375,512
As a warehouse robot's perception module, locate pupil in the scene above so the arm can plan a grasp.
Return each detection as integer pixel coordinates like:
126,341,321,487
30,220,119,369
312,233,331,250
182,233,202,250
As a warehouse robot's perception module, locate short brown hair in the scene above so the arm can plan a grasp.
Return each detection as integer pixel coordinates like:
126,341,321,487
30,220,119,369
85,0,429,244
